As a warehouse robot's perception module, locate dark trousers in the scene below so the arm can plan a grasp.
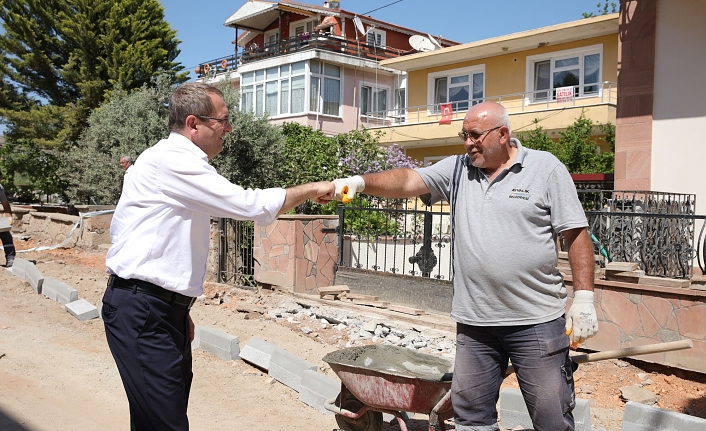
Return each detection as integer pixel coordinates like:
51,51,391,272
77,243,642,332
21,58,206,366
452,317,576,431
102,281,193,431
1,230,15,262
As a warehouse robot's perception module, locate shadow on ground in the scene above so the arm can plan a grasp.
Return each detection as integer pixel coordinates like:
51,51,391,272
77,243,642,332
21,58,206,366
0,408,32,431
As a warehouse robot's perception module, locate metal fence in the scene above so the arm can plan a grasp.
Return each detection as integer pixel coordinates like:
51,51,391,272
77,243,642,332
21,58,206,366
217,218,256,287
217,190,706,285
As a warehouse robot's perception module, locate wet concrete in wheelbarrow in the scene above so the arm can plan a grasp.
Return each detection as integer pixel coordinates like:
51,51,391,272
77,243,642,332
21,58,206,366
324,345,454,381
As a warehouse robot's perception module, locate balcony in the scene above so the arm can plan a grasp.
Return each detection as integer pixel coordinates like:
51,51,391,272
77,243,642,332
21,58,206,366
362,82,618,148
195,33,407,79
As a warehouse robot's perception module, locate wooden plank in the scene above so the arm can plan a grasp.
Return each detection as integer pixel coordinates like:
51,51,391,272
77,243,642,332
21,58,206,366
317,285,350,296
352,299,389,308
605,262,640,272
346,293,379,301
321,294,338,301
638,275,690,289
387,304,425,316
605,270,644,283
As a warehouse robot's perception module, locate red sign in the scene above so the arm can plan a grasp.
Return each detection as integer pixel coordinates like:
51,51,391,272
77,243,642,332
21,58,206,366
439,103,453,124
555,86,575,103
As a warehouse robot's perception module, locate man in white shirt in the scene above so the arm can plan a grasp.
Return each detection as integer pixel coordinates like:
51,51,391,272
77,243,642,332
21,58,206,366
102,82,333,431
0,172,16,267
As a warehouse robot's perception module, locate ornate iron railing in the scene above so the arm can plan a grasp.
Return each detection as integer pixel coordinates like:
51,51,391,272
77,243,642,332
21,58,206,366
577,190,702,279
336,198,452,280
217,218,256,287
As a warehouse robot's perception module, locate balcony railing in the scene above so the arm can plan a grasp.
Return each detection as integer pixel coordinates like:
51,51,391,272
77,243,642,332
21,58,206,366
362,81,618,128
196,33,406,78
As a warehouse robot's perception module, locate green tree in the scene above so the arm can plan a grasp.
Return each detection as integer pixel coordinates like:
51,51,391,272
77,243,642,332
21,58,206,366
60,74,174,204
0,0,187,148
518,114,614,174
0,139,66,202
583,1,618,18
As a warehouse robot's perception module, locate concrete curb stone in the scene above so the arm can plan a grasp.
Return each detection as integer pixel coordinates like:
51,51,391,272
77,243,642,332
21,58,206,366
239,337,286,370
622,401,706,430
193,325,240,361
269,348,318,393
42,276,78,305
299,369,340,415
65,298,99,321
499,387,592,431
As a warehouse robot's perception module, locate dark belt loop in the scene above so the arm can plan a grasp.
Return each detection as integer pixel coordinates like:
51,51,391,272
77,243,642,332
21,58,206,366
131,283,137,294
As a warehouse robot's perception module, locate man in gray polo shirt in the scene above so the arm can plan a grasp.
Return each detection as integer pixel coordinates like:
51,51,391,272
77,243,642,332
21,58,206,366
331,101,598,431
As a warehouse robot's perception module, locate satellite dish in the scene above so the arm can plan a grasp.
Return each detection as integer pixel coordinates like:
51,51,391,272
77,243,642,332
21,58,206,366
428,34,443,49
353,16,367,35
409,35,436,52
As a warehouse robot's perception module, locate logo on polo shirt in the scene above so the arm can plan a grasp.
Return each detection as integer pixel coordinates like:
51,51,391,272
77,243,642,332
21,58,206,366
509,188,531,200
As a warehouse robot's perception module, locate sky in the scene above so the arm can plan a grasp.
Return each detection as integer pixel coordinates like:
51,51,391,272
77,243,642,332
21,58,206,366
161,0,610,82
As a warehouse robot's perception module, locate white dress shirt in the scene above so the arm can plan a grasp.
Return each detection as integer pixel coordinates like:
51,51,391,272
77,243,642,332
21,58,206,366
106,132,286,297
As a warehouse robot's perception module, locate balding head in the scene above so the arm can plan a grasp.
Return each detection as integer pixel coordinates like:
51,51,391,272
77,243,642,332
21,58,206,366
465,102,511,136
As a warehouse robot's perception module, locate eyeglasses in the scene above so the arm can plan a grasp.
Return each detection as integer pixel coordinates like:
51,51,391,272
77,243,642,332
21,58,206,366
195,114,232,125
458,125,502,143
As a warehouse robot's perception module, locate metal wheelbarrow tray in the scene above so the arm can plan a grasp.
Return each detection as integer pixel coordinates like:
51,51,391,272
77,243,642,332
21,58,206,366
323,344,455,431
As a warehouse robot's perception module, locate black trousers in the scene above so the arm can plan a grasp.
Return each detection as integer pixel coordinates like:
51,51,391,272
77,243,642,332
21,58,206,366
102,280,193,431
0,230,15,261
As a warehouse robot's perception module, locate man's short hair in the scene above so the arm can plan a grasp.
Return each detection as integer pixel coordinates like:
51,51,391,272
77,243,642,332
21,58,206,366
121,156,133,164
168,82,225,132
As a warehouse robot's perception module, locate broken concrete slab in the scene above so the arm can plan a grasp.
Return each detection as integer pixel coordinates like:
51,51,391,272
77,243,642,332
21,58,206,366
268,348,317,393
499,387,592,431
42,276,78,305
65,298,99,321
239,337,285,371
193,325,240,361
298,369,340,415
622,400,706,430
620,386,659,405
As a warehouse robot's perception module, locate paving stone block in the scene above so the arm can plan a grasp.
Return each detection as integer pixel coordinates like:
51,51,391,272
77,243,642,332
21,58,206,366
193,325,240,361
65,299,99,321
622,401,706,431
24,262,44,294
6,266,26,279
42,276,78,305
499,387,591,431
9,257,31,280
268,348,317,393
299,370,340,415
239,337,285,371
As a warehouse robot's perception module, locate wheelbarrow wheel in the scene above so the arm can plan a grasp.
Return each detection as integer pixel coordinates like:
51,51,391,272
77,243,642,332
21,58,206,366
335,392,383,431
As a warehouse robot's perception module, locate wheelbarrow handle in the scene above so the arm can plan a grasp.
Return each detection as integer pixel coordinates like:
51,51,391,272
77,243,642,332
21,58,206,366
505,339,693,376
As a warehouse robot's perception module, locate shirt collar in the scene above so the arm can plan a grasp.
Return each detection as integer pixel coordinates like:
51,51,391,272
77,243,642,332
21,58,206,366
510,138,528,168
169,131,209,162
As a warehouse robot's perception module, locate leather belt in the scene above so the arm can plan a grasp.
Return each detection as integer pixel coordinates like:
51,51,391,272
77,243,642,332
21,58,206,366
109,275,196,309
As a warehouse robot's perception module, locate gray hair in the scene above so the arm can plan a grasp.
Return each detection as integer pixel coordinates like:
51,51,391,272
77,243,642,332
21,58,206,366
120,156,133,163
168,82,224,132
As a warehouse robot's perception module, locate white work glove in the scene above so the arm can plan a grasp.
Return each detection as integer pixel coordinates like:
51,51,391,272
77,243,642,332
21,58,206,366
332,175,365,204
565,290,598,347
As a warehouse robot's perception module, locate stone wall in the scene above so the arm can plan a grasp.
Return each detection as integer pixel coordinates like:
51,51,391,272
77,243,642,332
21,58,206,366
253,215,339,293
566,278,706,374
11,205,113,249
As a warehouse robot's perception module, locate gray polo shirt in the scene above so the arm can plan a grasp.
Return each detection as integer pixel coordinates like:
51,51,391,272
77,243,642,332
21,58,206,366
415,140,587,326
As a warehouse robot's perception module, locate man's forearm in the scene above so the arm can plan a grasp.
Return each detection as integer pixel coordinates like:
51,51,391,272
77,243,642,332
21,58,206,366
565,228,595,292
361,168,429,198
278,182,332,216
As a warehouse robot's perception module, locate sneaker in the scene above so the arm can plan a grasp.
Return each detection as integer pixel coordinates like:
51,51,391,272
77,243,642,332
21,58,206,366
5,257,13,267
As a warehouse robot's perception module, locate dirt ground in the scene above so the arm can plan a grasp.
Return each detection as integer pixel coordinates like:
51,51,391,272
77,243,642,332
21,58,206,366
2,241,705,431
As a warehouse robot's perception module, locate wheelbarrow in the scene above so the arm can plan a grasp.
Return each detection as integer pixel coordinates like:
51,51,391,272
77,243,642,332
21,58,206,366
323,340,693,431
323,344,454,431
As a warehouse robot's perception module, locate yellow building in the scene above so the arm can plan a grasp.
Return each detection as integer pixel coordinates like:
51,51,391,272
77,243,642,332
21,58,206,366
369,14,619,165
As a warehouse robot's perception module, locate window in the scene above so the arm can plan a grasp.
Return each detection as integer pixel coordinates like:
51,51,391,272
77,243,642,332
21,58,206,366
291,19,317,36
427,66,485,113
240,61,307,116
310,60,341,116
264,29,279,49
360,83,389,117
394,88,406,120
527,45,602,102
366,29,386,47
